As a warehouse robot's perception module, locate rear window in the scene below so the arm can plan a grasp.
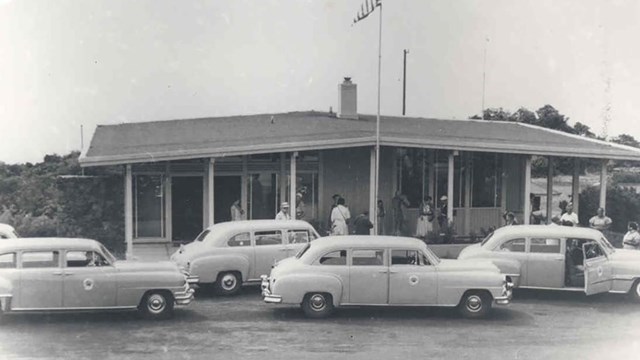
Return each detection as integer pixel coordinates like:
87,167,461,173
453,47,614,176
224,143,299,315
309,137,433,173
319,250,347,265
481,232,494,246
195,230,210,242
295,243,311,259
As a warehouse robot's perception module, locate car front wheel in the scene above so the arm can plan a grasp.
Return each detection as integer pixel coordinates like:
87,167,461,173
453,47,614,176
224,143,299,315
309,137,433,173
301,292,334,318
215,272,242,296
139,291,174,320
458,291,492,319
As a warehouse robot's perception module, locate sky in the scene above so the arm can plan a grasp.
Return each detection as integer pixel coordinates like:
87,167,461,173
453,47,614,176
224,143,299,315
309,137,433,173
1,0,639,164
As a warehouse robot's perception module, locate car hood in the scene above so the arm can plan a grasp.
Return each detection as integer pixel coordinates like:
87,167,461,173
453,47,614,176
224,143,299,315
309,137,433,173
609,249,640,262
438,258,499,273
114,260,181,273
456,243,483,259
170,241,206,263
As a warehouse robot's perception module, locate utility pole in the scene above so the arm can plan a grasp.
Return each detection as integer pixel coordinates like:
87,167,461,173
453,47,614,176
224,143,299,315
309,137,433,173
481,37,489,119
402,49,409,115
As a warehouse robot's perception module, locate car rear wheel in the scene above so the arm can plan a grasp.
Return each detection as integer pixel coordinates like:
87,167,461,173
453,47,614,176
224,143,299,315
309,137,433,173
458,291,492,319
214,271,242,296
139,291,174,320
629,279,640,303
301,292,334,318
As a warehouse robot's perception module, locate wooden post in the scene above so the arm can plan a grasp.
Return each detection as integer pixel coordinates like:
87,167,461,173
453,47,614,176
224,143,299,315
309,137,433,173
599,160,608,211
369,147,377,234
290,152,298,220
572,158,580,215
124,164,133,259
447,152,454,223
546,157,553,224
464,153,472,235
207,158,215,226
523,156,532,225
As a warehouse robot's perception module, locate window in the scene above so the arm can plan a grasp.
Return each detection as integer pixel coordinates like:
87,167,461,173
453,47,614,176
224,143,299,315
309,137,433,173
133,174,165,238
351,249,384,266
195,230,210,242
0,253,16,268
66,251,108,267
228,232,250,247
396,148,430,208
319,250,347,265
499,238,526,252
287,230,310,244
22,251,59,268
585,242,605,259
391,250,421,265
255,231,282,246
471,153,502,207
530,238,561,253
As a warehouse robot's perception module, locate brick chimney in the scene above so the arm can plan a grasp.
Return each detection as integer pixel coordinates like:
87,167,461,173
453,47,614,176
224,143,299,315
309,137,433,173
338,77,358,119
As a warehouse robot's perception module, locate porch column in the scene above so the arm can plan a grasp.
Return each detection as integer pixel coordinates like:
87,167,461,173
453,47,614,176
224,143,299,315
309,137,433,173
523,156,532,225
572,158,580,214
241,156,248,219
428,151,435,199
124,164,133,259
369,147,376,234
290,152,298,219
207,158,215,227
546,157,553,224
599,160,608,210
463,153,472,235
447,152,454,223
280,153,287,204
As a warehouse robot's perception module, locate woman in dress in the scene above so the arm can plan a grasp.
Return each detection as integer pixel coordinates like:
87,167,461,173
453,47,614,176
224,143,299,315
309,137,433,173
330,197,351,235
415,196,434,241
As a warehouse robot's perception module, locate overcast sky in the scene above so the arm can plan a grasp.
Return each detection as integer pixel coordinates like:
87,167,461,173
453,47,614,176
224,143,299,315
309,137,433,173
1,0,638,164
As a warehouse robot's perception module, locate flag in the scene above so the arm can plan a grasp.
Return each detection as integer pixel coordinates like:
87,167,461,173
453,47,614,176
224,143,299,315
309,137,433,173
352,0,381,25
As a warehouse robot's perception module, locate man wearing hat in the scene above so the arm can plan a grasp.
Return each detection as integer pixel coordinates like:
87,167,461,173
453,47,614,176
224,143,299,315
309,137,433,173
438,195,448,229
275,202,291,221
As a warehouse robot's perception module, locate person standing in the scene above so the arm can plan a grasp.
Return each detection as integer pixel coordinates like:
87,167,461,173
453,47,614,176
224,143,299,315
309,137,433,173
392,191,410,236
353,210,374,235
560,202,579,226
415,196,434,240
330,197,351,235
327,194,341,232
503,211,519,226
623,222,640,250
589,207,612,231
437,196,449,229
230,200,245,221
275,202,291,221
377,199,386,235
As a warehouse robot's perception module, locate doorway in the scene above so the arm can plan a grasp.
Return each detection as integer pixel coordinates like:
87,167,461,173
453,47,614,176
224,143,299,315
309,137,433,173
171,176,203,242
214,176,242,223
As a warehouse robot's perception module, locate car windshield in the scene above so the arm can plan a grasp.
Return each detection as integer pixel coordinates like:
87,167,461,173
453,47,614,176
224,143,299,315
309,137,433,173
599,236,615,255
480,232,494,246
99,244,117,264
295,243,311,259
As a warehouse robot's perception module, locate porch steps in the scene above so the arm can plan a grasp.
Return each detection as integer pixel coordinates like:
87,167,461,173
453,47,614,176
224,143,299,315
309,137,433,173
131,243,176,261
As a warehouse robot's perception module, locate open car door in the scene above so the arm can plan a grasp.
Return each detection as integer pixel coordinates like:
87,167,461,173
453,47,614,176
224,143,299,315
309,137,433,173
583,242,613,295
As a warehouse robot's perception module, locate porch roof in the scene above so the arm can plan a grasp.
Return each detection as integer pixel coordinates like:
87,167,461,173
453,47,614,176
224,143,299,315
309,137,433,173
80,111,640,166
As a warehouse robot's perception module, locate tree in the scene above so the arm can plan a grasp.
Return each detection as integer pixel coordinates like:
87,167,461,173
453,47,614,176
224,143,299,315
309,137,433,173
573,122,595,138
611,134,640,148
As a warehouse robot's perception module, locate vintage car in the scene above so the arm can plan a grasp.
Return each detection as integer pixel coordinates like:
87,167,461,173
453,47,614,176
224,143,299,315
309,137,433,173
0,238,198,320
261,236,512,318
171,220,320,295
457,225,640,300
0,224,18,239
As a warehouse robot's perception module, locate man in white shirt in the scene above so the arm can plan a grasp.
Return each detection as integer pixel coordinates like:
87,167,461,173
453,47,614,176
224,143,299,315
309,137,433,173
275,202,291,221
560,202,579,226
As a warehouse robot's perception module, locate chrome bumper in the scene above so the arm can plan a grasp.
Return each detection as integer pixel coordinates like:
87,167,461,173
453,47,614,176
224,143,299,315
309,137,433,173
186,275,199,286
495,279,514,306
261,275,282,304
174,282,196,306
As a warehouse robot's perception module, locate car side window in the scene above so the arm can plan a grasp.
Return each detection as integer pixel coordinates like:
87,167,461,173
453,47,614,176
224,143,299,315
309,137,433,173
391,250,420,265
287,230,310,244
499,238,526,252
21,251,60,268
351,249,384,266
0,253,16,268
255,230,283,246
584,242,605,259
228,232,250,247
319,250,347,265
66,251,108,267
530,238,561,253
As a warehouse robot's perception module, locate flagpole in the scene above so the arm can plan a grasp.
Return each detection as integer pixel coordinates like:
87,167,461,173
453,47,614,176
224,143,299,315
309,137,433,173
374,4,382,235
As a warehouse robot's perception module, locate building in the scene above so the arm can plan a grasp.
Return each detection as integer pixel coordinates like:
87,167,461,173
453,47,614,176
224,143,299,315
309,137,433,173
80,78,640,258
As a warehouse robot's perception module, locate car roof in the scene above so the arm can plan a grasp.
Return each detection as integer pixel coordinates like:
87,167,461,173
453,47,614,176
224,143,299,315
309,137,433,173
205,219,316,232
0,238,102,252
492,225,603,238
311,235,425,249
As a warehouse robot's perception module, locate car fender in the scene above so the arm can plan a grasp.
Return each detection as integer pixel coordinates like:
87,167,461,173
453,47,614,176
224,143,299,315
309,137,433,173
273,272,344,307
191,254,251,284
437,270,505,305
488,258,521,285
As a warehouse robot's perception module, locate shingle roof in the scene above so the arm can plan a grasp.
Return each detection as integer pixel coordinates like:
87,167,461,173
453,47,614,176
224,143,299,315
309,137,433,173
80,111,640,166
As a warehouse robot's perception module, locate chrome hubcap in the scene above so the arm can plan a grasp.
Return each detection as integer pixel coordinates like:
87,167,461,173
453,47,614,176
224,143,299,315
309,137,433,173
466,295,483,313
147,294,166,314
309,294,327,311
221,274,237,291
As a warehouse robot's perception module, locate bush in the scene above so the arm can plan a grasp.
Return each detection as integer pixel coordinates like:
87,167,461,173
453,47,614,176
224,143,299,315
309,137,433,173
578,185,640,234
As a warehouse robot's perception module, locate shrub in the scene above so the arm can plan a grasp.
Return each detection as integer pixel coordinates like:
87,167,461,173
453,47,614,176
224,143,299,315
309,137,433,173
578,185,640,234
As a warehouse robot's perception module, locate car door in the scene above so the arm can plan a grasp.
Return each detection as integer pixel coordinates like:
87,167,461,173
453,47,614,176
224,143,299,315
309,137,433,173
494,237,528,284
525,237,564,288
583,242,613,295
252,230,286,279
17,250,63,309
388,249,437,305
349,249,388,304
285,229,313,257
62,250,117,308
